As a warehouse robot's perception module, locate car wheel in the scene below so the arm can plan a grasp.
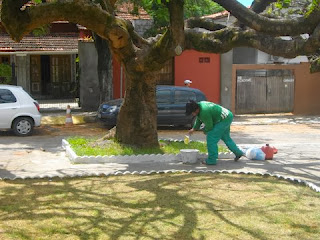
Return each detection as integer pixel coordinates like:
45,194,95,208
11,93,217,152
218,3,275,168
12,117,34,136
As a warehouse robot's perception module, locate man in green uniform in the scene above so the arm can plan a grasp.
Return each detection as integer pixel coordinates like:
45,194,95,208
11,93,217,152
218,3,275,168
186,100,244,165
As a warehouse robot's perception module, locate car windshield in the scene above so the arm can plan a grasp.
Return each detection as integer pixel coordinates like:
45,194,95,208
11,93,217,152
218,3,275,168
174,90,197,103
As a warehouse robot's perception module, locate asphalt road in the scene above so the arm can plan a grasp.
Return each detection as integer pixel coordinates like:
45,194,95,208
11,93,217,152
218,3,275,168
0,119,320,190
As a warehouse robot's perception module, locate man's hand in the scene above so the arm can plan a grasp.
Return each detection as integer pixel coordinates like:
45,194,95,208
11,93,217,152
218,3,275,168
188,128,195,135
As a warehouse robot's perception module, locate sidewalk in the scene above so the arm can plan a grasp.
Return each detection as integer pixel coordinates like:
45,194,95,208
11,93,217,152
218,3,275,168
233,113,320,125
1,112,320,192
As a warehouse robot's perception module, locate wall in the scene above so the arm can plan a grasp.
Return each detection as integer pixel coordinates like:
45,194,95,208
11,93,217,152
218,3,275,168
15,55,30,93
294,63,320,115
233,47,257,64
175,50,220,103
78,41,100,111
220,50,233,109
231,63,320,115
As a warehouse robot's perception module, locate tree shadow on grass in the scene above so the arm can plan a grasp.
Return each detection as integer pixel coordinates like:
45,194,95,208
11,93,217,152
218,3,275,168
0,173,318,240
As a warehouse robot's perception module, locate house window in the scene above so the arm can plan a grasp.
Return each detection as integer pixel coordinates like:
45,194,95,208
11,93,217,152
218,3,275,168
30,56,41,83
156,58,174,85
0,56,9,64
51,55,71,83
30,55,41,93
50,55,71,97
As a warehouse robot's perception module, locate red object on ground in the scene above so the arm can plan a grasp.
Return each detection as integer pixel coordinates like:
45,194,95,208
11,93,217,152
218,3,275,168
261,144,276,160
273,147,278,154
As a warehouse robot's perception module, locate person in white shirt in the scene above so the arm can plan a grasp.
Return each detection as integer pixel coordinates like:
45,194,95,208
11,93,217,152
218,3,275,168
184,79,192,87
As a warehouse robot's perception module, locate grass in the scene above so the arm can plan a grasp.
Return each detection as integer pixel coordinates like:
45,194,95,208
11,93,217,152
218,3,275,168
67,136,228,156
0,173,319,240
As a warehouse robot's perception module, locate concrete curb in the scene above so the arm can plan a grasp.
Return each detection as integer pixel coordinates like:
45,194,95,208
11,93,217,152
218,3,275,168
62,139,235,164
2,169,319,193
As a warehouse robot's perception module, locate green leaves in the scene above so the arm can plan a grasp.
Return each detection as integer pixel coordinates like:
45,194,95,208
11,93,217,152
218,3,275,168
156,0,170,4
0,63,12,84
275,0,291,9
306,0,320,16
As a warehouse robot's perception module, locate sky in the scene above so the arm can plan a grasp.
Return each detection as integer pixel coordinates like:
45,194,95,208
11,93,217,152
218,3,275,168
237,0,254,7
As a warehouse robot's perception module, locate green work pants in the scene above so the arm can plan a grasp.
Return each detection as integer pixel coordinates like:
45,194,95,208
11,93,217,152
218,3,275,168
206,113,243,165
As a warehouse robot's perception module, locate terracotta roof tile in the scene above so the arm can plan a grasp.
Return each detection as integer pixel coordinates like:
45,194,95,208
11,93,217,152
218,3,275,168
0,33,79,52
115,3,151,20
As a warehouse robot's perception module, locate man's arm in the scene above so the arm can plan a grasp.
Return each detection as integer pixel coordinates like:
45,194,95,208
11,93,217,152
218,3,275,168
192,117,202,130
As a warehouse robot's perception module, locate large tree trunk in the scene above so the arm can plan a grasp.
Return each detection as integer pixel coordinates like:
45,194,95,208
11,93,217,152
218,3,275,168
115,70,158,148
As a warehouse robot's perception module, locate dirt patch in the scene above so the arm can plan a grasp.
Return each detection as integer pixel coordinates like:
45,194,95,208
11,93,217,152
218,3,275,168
35,123,107,137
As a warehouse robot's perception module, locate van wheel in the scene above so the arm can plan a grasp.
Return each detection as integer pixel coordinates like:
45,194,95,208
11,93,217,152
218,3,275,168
12,117,34,136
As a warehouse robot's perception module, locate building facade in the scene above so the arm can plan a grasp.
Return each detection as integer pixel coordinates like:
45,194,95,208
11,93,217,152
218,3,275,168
0,21,81,99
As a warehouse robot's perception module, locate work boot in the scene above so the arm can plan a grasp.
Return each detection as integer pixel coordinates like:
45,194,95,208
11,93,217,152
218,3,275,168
201,159,217,165
234,154,244,162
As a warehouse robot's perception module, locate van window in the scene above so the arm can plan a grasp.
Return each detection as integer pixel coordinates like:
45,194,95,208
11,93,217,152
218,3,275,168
174,90,196,104
156,90,171,104
0,89,17,104
197,93,207,101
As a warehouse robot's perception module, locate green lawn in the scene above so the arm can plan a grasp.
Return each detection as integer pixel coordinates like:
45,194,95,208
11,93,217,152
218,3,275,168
67,137,228,156
0,173,319,240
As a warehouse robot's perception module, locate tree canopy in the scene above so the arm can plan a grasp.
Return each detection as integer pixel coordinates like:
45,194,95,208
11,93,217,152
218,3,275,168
118,0,224,37
2,0,320,69
1,0,320,147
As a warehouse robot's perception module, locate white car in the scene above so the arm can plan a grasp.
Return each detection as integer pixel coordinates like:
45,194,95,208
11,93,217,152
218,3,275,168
0,85,41,136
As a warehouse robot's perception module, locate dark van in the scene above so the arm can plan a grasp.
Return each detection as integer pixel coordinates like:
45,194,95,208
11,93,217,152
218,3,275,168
97,85,207,127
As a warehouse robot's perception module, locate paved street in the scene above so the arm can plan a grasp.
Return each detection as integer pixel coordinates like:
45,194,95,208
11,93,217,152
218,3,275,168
0,114,319,192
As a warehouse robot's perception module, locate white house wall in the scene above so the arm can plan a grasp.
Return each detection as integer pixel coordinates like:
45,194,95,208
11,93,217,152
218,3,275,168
257,50,308,64
212,15,236,27
256,51,270,64
132,19,154,36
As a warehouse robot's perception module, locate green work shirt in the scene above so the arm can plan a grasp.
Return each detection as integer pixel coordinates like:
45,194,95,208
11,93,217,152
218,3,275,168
192,101,230,133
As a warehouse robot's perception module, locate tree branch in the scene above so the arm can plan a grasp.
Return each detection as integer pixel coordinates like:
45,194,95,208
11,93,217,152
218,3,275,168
168,0,185,53
213,0,320,36
251,0,277,13
185,25,320,58
186,18,226,31
136,0,186,72
1,0,112,41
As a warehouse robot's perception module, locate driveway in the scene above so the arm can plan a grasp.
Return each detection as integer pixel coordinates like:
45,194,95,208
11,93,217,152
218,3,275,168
0,117,320,191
